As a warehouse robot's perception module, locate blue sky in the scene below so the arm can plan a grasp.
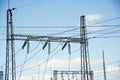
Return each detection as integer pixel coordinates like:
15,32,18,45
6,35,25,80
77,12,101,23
0,0,120,80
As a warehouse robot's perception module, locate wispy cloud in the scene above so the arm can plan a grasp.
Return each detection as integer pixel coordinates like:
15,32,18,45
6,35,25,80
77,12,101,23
85,14,103,31
94,66,120,79
16,76,32,80
24,57,104,70
25,57,81,70
86,14,103,22
76,14,103,31
17,58,120,80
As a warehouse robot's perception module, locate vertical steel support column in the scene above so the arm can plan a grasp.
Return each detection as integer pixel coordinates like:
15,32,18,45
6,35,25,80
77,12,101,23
53,70,57,80
89,71,93,80
5,9,16,80
10,9,16,80
80,16,89,80
5,9,10,80
102,51,106,80
61,72,64,80
0,71,3,80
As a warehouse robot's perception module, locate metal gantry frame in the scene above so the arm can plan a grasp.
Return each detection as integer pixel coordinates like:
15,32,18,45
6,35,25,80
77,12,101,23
5,15,93,80
53,70,93,80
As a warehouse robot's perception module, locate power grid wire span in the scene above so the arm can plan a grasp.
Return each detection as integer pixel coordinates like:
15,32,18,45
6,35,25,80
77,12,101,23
16,0,43,9
18,53,28,80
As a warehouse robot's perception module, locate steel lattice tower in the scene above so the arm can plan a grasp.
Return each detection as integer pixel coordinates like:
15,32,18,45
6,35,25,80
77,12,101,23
5,8,16,80
80,16,92,80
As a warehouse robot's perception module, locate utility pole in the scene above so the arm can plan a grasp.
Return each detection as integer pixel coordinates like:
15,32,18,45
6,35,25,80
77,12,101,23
102,50,107,80
5,8,16,80
80,16,91,80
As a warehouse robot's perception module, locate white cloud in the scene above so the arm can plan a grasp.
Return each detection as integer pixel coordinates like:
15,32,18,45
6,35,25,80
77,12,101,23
24,57,105,71
16,76,32,80
25,58,81,70
87,24,102,31
17,58,120,80
93,66,120,80
76,14,103,31
86,14,103,31
94,66,120,77
17,66,120,80
32,74,51,80
106,66,120,76
86,14,103,22
50,58,68,69
17,75,51,80
90,59,103,65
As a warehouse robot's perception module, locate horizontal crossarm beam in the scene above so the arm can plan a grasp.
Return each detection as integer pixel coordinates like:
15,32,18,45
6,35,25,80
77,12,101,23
12,34,81,43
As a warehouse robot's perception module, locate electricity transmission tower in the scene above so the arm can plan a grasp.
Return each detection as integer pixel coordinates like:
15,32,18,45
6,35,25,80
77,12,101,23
5,8,16,80
80,16,92,80
5,15,92,80
52,16,93,80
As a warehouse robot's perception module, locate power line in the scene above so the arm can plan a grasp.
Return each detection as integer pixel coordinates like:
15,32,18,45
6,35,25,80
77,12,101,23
14,45,43,69
0,27,80,38
16,0,43,9
0,48,23,71
0,38,5,41
0,25,120,28
89,36,120,39
69,34,120,40
2,13,120,79
15,42,61,70
28,41,41,53
87,27,120,35
2,34,120,41
15,48,42,68
0,33,5,34
12,26,77,28
49,28,79,36
50,43,61,53
42,55,50,80
20,48,42,67
16,49,61,72
1,27,80,71
92,60,120,71
18,53,28,80
0,26,76,28
93,17,120,24
88,29,120,39
15,39,62,69
86,25,120,27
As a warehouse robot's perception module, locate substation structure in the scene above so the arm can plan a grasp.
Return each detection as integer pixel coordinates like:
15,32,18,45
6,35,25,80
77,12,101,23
5,8,92,80
53,70,93,80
